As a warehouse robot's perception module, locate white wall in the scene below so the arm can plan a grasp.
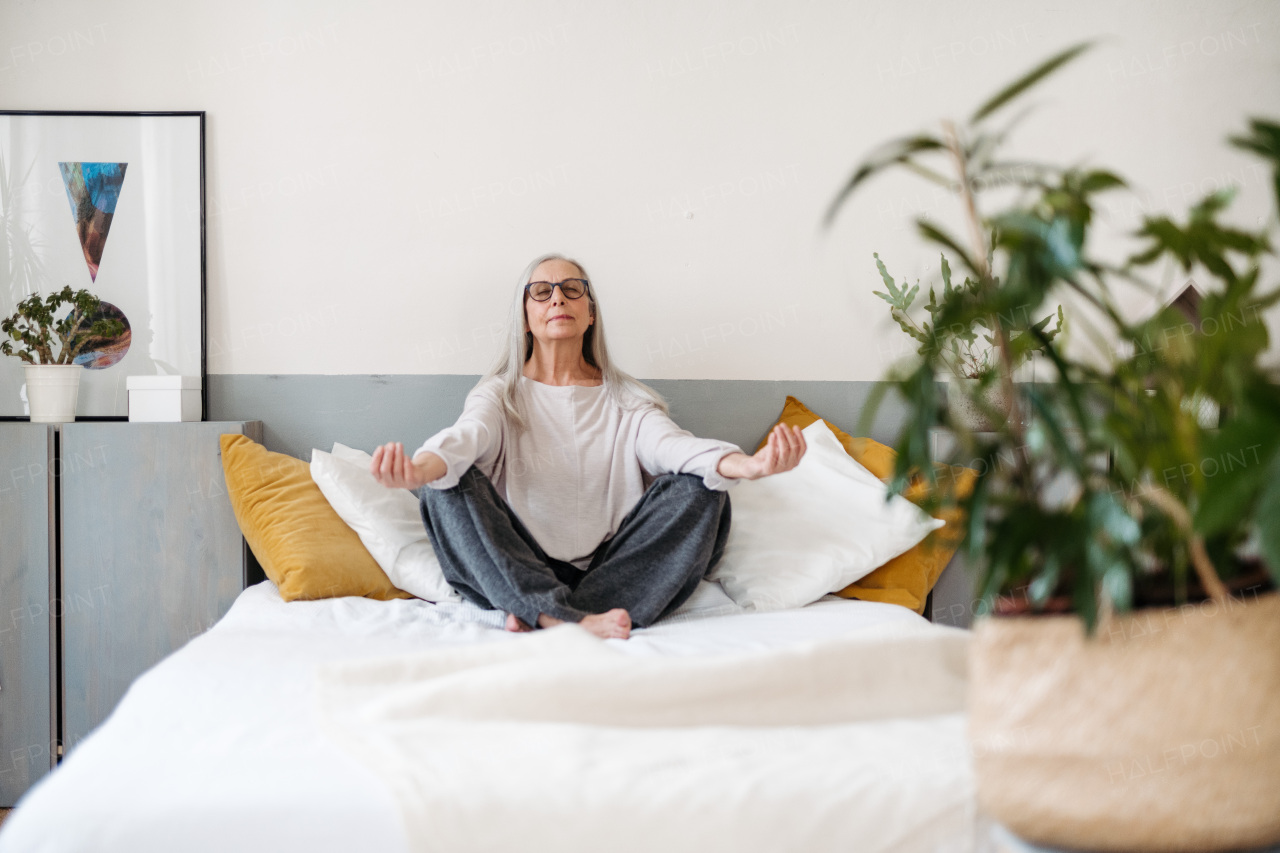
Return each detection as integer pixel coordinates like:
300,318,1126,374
3,0,1277,379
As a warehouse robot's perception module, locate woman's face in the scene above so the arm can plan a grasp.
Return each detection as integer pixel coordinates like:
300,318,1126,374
524,259,594,346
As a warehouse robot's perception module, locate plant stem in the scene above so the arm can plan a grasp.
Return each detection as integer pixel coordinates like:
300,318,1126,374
943,118,1026,445
1137,482,1229,605
1189,538,1231,604
943,120,990,280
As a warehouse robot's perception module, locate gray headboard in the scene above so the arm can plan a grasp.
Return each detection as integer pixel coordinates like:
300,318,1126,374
207,375,909,462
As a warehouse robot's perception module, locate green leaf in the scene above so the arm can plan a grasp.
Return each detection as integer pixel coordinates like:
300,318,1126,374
1132,218,1189,267
899,158,954,187
903,282,920,309
965,458,991,561
1102,563,1134,612
1080,170,1126,193
1028,553,1060,606
916,221,978,275
1194,410,1280,537
1072,561,1098,631
1195,185,1236,217
1089,490,1141,547
1025,386,1087,476
1229,118,1280,213
1131,188,1269,279
874,253,901,301
1256,456,1280,587
854,380,893,437
992,210,1082,278
971,42,1093,123
825,135,946,226
1228,118,1280,160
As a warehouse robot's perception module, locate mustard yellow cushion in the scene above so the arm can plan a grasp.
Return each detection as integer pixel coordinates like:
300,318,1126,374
757,397,976,615
220,434,411,602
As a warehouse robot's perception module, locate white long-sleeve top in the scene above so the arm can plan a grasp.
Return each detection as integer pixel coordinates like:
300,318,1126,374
415,376,742,569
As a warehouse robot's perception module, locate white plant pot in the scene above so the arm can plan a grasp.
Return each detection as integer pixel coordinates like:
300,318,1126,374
25,363,82,423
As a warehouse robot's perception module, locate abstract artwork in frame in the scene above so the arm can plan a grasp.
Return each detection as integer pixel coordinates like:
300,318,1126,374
0,111,205,418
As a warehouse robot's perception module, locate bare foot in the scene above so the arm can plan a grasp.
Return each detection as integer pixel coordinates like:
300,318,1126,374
505,613,533,633
578,609,632,640
534,609,631,639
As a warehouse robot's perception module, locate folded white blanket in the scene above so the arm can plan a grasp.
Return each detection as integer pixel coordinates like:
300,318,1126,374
321,619,968,727
316,620,972,853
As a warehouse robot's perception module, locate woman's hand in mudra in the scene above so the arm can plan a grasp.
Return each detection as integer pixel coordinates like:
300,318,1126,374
370,442,445,490
716,423,806,481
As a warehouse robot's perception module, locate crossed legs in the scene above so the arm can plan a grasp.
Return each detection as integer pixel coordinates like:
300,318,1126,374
419,466,731,638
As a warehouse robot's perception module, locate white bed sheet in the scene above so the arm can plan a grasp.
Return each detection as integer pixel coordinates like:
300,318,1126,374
0,581,975,853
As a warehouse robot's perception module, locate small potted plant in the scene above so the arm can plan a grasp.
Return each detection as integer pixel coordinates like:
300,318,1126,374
828,43,1280,851
871,251,1062,429
1,285,124,422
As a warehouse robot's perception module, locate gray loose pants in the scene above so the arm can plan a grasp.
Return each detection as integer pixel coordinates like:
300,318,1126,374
418,466,731,629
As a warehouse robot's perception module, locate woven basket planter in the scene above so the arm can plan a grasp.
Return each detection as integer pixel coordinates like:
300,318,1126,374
969,591,1280,852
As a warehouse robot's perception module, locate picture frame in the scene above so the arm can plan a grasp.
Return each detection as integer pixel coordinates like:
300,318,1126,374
0,110,206,419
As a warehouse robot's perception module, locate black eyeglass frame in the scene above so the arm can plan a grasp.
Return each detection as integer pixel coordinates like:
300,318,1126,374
524,278,591,302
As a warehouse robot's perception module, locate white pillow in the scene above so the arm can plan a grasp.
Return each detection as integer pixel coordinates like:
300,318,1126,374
329,442,375,467
310,444,460,603
708,420,944,612
666,579,741,620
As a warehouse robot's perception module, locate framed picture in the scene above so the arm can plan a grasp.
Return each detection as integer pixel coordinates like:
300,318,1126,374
0,111,205,419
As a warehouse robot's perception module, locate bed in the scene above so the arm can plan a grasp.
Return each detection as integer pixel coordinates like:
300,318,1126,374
1,393,984,852
0,578,978,853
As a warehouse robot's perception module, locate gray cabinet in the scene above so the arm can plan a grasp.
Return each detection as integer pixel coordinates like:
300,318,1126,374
0,420,260,804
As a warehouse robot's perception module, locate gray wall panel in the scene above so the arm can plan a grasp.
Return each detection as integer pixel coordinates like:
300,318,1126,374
208,374,909,460
0,425,55,805
647,379,910,453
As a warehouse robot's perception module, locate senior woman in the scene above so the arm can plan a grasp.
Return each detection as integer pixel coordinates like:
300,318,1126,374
371,253,805,639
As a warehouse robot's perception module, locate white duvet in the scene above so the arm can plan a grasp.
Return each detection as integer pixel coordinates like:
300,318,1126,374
0,581,978,853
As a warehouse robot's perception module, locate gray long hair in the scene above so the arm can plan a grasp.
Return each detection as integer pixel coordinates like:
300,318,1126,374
481,252,669,431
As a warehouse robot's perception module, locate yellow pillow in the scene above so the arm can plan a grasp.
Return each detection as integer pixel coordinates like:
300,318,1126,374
756,397,976,615
220,434,411,602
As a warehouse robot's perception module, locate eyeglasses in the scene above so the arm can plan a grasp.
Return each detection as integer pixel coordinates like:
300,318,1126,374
525,278,590,302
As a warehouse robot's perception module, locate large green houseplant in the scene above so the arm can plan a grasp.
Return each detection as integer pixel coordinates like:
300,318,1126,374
828,44,1280,851
2,285,124,422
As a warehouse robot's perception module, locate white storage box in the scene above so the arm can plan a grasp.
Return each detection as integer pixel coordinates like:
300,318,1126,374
126,375,202,422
